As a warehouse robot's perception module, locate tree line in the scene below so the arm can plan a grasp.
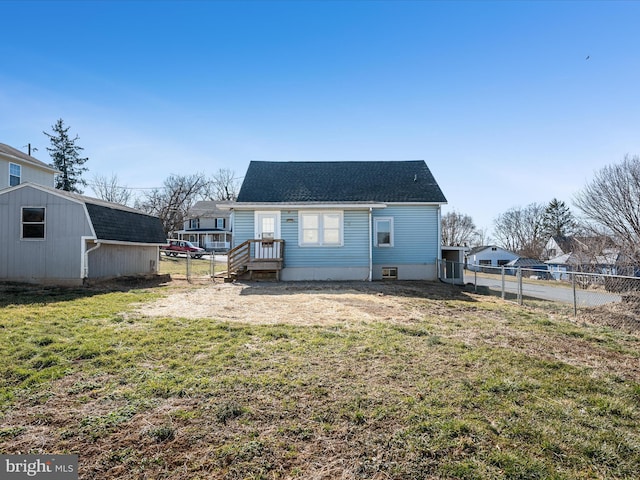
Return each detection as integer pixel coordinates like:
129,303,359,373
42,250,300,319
442,154,640,266
38,119,240,235
36,119,640,263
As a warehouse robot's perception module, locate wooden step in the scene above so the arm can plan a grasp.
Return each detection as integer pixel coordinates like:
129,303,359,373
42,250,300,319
246,260,283,271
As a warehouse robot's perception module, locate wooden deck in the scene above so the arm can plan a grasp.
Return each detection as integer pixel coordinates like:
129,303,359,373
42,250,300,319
227,239,284,280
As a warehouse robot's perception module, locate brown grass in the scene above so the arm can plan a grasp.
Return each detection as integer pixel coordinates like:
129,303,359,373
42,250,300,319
1,279,639,479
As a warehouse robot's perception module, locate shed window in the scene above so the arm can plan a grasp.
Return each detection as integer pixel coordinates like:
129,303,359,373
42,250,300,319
374,217,394,247
9,163,21,187
299,211,343,246
22,207,45,239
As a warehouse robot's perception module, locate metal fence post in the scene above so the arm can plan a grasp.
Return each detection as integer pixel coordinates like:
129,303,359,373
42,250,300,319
517,267,523,305
474,268,477,293
186,252,191,282
572,272,577,316
501,266,505,300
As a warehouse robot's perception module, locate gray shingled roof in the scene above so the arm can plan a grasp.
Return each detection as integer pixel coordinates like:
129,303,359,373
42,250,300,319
188,200,233,218
85,203,167,244
236,161,447,203
0,143,59,173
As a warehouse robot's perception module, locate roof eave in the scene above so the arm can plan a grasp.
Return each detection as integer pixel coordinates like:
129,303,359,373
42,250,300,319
0,152,60,174
93,239,168,247
226,202,389,210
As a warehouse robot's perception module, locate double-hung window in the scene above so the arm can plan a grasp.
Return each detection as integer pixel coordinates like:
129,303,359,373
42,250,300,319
216,218,225,229
374,217,394,247
22,207,46,239
299,211,343,246
9,163,21,186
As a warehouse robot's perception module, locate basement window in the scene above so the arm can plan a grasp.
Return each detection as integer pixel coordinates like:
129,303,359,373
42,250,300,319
382,267,398,279
22,207,46,239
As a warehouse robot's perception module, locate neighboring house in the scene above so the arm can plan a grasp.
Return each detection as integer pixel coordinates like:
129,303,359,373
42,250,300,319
466,245,519,271
545,249,630,279
0,183,167,285
543,235,587,260
0,143,58,189
174,200,232,252
543,234,632,278
227,160,447,281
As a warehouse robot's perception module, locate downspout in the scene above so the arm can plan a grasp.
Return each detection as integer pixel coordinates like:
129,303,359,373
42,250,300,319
437,206,442,279
84,241,102,279
368,208,373,282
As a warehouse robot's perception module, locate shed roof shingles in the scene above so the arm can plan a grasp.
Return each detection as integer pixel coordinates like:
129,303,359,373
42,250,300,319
85,203,167,244
236,161,447,204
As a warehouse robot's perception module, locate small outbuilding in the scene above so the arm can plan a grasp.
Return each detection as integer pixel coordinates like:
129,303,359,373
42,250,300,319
0,183,167,285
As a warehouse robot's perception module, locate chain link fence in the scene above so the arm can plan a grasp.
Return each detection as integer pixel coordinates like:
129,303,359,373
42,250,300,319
440,260,640,316
159,252,228,282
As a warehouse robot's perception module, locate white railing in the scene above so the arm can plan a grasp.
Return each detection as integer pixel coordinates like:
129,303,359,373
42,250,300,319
204,241,230,251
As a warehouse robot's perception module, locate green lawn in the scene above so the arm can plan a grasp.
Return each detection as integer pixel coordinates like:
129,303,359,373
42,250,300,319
0,281,638,479
158,254,227,279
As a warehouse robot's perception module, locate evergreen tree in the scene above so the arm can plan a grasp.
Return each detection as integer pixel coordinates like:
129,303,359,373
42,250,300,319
543,198,576,238
44,119,89,193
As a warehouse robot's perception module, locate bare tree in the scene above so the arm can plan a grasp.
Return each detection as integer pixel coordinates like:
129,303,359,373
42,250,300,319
574,154,640,264
441,211,476,246
472,227,492,247
135,173,207,236
493,203,546,259
91,173,132,206
203,168,240,201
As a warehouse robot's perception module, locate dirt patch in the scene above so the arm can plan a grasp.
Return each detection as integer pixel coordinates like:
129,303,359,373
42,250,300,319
134,280,474,326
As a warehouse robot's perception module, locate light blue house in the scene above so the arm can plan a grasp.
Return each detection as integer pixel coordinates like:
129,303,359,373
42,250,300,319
226,161,447,281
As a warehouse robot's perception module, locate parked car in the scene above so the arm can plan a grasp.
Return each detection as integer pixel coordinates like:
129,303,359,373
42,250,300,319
161,240,205,258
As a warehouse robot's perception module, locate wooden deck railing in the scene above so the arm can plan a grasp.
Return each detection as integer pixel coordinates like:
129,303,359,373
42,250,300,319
227,239,284,279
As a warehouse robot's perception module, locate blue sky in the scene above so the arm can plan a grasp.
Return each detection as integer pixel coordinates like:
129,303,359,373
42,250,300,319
2,0,640,232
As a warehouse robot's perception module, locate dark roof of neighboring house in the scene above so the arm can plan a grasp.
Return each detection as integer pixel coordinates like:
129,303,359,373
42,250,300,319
236,160,447,203
505,257,547,267
0,143,59,173
549,235,616,254
549,236,585,254
187,200,233,218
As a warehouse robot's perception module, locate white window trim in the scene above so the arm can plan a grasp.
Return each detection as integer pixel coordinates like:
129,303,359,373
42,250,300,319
9,162,21,187
374,217,394,247
298,210,344,247
21,206,46,240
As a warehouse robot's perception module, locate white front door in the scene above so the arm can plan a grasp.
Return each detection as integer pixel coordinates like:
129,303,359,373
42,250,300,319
254,211,281,259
